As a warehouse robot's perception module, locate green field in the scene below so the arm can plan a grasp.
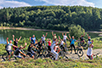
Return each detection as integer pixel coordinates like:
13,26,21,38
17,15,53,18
0,57,102,68
0,30,102,68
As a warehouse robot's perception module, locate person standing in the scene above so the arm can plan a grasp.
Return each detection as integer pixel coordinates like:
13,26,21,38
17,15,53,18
30,35,36,44
69,34,77,54
41,33,48,45
62,33,69,43
12,35,22,50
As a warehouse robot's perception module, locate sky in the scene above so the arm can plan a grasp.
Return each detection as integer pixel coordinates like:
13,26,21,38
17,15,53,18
0,0,102,9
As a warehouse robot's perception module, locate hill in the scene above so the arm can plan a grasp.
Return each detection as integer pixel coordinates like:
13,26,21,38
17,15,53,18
0,6,102,31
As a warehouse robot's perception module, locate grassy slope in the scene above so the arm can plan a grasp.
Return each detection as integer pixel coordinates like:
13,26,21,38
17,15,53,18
0,36,102,68
0,58,102,68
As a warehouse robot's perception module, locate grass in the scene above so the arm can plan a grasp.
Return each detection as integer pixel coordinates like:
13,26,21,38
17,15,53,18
0,57,102,68
0,31,102,68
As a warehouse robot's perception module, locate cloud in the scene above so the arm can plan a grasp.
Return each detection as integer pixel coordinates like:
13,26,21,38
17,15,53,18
40,0,95,7
0,0,31,9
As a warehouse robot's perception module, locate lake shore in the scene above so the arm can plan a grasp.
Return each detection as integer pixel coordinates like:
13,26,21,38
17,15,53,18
0,27,69,33
0,27,102,34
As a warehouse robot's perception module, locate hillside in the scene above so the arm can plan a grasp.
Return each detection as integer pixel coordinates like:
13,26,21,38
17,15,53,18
0,6,102,31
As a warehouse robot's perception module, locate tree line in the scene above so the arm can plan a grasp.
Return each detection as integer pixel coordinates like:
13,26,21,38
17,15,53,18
0,6,102,31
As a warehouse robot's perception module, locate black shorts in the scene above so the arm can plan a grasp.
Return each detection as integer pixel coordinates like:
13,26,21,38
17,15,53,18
64,40,66,43
6,50,12,55
48,46,51,51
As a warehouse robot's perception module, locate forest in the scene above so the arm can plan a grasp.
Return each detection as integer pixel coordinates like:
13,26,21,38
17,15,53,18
0,6,102,31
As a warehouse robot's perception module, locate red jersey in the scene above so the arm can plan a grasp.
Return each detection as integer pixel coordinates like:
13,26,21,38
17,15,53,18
48,41,51,46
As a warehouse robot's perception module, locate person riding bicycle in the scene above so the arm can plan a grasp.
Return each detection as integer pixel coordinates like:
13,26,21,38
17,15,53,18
6,37,18,60
12,35,22,50
51,38,60,60
36,39,44,54
14,43,28,59
69,34,77,54
79,33,85,44
30,35,36,44
41,33,48,45
27,42,37,59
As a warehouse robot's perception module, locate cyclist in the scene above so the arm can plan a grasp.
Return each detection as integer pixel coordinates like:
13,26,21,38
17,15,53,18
79,33,85,44
30,35,36,44
87,34,91,45
14,43,28,59
27,42,37,59
52,31,57,41
58,36,66,52
51,38,60,60
41,33,48,45
87,40,93,60
12,35,22,50
36,39,44,54
47,38,51,51
62,33,69,43
6,37,18,60
69,34,77,54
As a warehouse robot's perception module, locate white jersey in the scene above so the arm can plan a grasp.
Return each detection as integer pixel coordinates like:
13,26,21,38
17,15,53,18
41,36,45,41
6,43,13,51
63,35,67,40
87,47,92,56
60,41,64,46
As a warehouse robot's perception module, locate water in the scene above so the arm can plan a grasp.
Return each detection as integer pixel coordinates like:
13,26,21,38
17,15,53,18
0,29,62,44
0,29,99,44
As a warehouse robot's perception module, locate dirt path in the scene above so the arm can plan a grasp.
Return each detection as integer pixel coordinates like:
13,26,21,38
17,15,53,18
0,27,69,33
87,31,102,33
0,49,102,61
67,49,102,60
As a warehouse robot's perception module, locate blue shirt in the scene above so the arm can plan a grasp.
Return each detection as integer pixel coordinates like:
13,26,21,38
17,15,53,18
70,38,76,45
31,37,36,44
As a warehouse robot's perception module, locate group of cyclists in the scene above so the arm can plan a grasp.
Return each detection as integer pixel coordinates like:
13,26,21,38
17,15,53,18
5,31,93,61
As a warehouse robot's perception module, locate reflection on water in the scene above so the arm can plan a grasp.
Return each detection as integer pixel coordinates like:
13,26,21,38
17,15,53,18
0,29,62,44
0,34,6,44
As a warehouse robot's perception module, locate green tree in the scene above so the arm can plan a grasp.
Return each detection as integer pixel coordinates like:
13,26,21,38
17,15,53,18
68,25,85,39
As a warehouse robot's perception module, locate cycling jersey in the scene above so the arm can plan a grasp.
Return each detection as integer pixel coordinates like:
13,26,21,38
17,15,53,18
60,41,64,46
14,48,21,55
48,41,51,46
38,42,43,47
70,38,76,45
6,43,13,51
28,45,33,52
31,37,36,44
63,35,67,40
13,41,18,50
41,36,45,41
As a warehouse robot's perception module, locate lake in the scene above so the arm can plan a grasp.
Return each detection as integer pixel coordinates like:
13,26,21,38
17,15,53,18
0,29,62,44
0,29,100,44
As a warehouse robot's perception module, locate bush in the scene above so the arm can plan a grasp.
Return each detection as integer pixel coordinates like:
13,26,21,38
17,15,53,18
68,24,86,39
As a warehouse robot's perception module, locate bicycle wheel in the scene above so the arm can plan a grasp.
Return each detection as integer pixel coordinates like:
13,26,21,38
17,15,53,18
77,48,84,57
2,53,8,61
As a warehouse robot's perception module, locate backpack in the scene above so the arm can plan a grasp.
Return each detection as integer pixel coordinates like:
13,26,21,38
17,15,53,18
5,44,8,49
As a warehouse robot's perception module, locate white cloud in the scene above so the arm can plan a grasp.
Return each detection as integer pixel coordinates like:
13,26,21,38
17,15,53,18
0,0,31,9
41,0,95,7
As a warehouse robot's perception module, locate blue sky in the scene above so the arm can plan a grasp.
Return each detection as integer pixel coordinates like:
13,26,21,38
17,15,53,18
0,0,102,9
